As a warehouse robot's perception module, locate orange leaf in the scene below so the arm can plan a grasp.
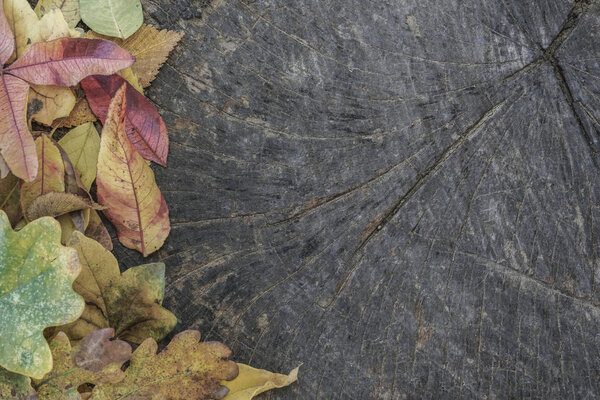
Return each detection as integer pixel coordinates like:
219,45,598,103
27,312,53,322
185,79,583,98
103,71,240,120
96,84,169,256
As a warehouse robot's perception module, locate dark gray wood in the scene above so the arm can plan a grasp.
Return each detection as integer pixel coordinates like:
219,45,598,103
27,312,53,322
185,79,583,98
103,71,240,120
114,0,600,398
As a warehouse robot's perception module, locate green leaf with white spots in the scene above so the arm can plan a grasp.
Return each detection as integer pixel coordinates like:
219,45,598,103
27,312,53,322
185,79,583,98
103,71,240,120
0,211,84,379
80,0,143,39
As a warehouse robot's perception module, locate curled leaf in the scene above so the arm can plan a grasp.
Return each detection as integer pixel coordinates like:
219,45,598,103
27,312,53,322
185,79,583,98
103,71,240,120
62,231,176,343
0,212,84,378
90,330,238,400
95,83,170,256
222,364,300,400
26,192,103,221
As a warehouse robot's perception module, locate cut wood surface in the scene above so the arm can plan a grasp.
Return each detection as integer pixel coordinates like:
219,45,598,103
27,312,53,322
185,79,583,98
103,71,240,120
113,1,600,398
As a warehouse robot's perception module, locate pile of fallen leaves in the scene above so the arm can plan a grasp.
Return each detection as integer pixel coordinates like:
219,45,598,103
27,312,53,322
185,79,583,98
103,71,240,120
0,0,299,398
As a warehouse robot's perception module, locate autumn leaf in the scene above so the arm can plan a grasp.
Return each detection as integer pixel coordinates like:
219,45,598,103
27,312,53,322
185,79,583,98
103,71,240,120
83,74,169,166
34,0,80,28
222,364,300,400
61,231,176,343
29,84,77,125
58,122,100,190
86,24,183,88
0,172,21,225
3,0,41,60
20,134,65,215
0,211,84,378
90,330,238,400
26,191,103,221
32,330,130,399
61,96,97,128
95,83,170,256
0,367,36,399
80,0,142,39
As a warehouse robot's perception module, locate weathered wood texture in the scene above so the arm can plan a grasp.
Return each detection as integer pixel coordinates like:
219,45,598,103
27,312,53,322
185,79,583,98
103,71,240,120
114,0,600,398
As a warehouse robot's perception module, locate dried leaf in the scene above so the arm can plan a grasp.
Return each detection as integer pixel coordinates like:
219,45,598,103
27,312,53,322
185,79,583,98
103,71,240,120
82,74,169,166
86,24,183,88
95,83,170,256
90,330,238,400
84,209,112,250
117,66,143,93
222,364,300,400
0,367,37,399
80,0,142,39
58,122,100,190
26,192,103,221
6,38,134,87
0,172,21,225
56,210,90,245
72,328,131,373
28,85,76,125
0,73,36,181
0,0,14,65
34,0,80,28
62,231,176,343
61,97,97,128
32,331,129,399
20,135,65,215
0,212,84,378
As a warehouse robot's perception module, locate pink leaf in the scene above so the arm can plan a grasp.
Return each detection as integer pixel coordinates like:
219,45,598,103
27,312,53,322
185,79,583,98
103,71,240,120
5,38,134,86
0,73,36,181
0,0,14,65
81,74,168,166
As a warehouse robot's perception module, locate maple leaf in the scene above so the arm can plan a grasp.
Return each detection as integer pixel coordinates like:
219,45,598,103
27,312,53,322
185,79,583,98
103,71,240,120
61,231,176,343
0,211,84,379
95,83,170,255
32,330,131,399
222,364,300,400
90,330,239,400
87,24,183,88
0,1,134,182
83,74,169,166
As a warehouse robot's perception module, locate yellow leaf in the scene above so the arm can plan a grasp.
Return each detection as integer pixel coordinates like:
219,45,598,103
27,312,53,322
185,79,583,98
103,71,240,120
3,0,42,61
222,364,299,400
19,135,65,215
28,85,76,125
117,66,143,93
86,24,183,88
85,209,113,250
56,209,90,244
58,122,100,191
96,83,170,256
34,0,80,28
61,231,177,343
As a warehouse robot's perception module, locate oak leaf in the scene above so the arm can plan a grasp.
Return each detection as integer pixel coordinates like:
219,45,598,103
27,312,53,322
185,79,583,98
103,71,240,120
95,83,170,255
90,330,238,400
80,0,142,39
83,74,169,166
86,24,183,88
32,330,130,399
222,364,300,400
61,231,176,343
0,211,84,378
0,367,36,399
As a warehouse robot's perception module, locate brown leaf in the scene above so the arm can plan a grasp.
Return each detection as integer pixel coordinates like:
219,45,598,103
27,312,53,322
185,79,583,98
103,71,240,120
85,209,113,250
26,191,103,221
73,328,132,373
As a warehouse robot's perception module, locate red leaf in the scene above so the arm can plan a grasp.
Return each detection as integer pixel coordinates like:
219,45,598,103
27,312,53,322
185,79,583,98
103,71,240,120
5,38,134,87
0,0,14,65
0,73,36,181
81,74,168,166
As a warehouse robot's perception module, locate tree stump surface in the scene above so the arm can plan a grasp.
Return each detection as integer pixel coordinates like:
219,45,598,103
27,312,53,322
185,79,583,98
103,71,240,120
115,0,600,398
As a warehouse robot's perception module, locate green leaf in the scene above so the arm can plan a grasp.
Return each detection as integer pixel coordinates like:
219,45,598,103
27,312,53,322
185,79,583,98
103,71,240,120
58,123,100,191
0,367,36,399
0,211,84,379
80,0,143,39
